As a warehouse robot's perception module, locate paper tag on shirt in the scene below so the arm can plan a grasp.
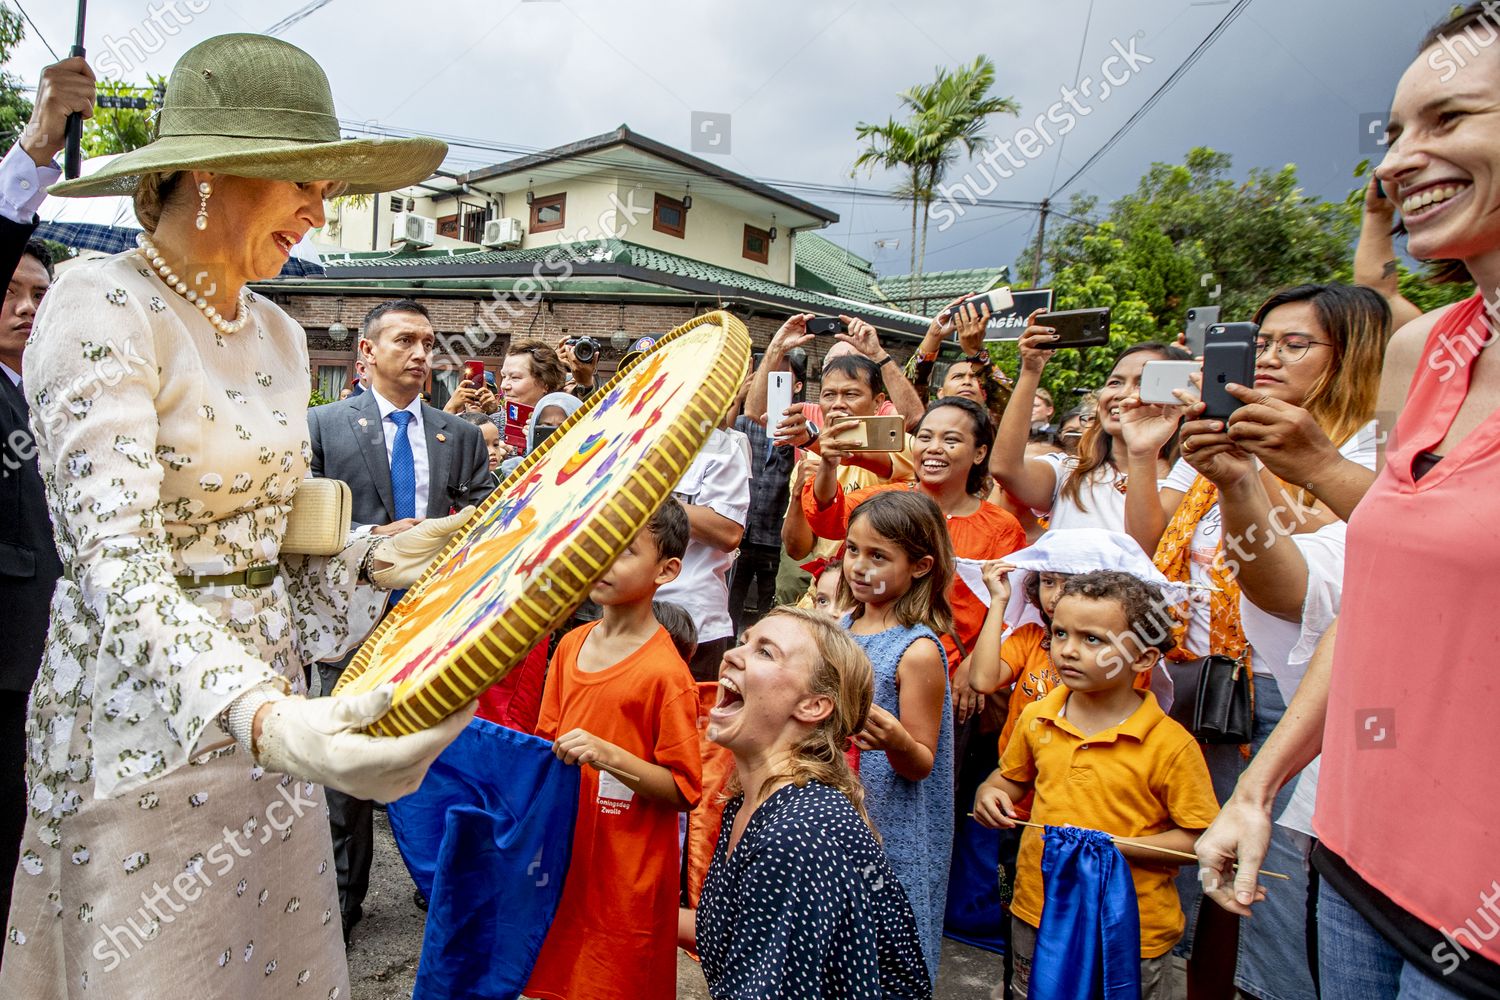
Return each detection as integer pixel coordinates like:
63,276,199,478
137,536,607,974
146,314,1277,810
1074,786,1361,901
597,770,635,814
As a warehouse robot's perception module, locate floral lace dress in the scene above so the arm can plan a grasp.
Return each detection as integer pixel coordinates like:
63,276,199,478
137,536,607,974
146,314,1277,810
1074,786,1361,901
0,253,386,998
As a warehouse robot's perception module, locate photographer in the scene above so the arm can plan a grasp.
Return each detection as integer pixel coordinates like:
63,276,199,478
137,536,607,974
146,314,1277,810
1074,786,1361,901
442,373,499,417
558,335,602,401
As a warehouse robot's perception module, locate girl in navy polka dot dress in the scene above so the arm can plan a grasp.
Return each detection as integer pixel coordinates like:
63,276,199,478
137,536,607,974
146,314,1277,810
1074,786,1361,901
691,607,931,999
839,491,956,985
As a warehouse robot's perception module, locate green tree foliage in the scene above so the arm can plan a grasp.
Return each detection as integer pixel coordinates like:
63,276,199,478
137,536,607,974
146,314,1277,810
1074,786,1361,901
1001,147,1473,401
0,5,32,157
82,78,164,155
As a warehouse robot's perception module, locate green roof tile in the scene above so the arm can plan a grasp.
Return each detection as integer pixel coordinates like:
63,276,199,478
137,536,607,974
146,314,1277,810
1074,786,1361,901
313,239,930,331
793,233,881,301
874,267,1009,307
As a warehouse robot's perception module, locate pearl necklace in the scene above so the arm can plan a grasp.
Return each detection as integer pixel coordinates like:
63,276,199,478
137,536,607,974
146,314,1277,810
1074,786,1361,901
135,233,251,336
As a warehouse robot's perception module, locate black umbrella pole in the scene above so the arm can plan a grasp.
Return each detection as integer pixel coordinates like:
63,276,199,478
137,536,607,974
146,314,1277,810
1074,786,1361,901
64,0,88,179
62,46,85,178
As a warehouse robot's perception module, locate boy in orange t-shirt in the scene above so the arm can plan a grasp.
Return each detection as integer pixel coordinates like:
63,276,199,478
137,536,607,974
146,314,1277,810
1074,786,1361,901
973,571,1218,1000
526,499,704,1000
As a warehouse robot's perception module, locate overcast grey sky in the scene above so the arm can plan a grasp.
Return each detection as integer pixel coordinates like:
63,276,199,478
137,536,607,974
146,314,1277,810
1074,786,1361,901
10,0,1461,279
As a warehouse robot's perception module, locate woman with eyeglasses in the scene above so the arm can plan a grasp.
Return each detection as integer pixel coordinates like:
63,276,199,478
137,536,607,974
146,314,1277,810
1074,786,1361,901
1116,282,1392,999
992,321,1189,534
1196,9,1500,996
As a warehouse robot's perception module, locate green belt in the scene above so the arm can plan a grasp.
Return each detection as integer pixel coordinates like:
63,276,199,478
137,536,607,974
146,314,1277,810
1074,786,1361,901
175,563,278,590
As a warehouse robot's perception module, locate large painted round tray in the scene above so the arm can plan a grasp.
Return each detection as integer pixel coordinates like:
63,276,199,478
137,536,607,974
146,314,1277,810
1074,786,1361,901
334,310,750,736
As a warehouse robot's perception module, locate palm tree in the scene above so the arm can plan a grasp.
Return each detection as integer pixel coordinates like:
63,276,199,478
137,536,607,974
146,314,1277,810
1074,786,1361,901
853,118,923,280
855,57,1019,305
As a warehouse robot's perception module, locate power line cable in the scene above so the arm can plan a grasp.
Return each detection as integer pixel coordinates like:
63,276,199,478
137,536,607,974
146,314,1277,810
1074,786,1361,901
12,0,60,60
1050,0,1255,199
1046,0,1096,194
264,0,336,37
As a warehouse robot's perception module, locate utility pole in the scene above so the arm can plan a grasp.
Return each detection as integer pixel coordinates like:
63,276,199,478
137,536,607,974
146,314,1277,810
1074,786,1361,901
1032,198,1050,286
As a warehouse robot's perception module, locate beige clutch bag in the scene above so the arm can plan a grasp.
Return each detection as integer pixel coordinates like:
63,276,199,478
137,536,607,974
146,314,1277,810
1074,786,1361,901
282,477,352,556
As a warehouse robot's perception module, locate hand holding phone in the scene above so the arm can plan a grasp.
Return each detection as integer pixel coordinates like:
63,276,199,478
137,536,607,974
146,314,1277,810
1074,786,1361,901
824,414,905,453
805,317,847,336
503,399,534,451
767,371,794,427
1200,322,1258,421
1035,308,1110,348
942,288,1014,325
1139,360,1201,405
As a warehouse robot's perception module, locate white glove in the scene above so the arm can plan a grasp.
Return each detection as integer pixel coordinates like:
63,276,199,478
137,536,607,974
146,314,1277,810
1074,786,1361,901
256,687,475,802
369,506,478,590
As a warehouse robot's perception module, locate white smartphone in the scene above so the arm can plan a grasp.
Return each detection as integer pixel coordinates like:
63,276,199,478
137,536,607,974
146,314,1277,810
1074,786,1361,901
767,370,794,427
942,287,1015,326
1139,360,1200,405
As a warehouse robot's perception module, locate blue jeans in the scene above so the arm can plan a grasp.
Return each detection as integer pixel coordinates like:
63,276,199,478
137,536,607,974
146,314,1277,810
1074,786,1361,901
1318,878,1468,999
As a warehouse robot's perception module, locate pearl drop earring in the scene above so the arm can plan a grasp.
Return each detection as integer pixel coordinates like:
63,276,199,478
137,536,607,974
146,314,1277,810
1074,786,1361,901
195,181,212,231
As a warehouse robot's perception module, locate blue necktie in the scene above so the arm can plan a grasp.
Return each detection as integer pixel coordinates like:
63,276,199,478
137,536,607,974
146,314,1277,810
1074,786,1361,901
389,410,417,520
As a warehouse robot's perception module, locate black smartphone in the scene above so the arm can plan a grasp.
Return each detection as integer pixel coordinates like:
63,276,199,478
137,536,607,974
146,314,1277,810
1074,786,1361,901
1037,307,1110,348
805,317,847,336
1201,322,1258,421
1184,305,1220,356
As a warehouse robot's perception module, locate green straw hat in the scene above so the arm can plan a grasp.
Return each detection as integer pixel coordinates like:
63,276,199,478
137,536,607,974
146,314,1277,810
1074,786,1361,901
49,33,446,198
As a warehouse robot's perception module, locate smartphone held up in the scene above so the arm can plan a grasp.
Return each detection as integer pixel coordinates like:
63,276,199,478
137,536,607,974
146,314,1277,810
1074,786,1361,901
825,414,905,453
1138,360,1200,405
1200,322,1258,421
767,371,795,425
1036,307,1111,349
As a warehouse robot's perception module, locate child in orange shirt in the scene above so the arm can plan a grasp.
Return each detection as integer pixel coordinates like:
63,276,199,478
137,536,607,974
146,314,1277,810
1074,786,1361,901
973,571,1218,1000
526,500,704,1000
967,564,1066,760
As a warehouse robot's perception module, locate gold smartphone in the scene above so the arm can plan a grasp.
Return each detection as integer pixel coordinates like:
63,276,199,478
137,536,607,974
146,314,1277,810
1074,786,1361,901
827,414,906,452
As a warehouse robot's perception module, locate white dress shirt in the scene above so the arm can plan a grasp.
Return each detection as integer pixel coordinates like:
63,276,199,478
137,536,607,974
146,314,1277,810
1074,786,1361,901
657,427,751,643
0,144,59,225
1,361,19,386
370,388,430,517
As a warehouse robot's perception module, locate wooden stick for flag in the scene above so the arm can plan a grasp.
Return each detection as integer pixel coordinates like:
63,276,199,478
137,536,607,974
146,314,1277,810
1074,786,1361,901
967,814,1290,881
589,760,640,783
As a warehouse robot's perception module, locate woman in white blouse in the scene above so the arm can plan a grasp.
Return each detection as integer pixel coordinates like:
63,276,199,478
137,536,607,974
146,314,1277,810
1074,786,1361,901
2,34,473,998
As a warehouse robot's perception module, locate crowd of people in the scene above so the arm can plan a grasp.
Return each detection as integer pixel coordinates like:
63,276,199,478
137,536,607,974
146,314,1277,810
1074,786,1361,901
0,6,1496,999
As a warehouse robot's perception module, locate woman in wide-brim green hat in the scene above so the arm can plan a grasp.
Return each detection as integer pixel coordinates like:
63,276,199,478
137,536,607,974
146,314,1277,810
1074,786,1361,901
2,34,473,999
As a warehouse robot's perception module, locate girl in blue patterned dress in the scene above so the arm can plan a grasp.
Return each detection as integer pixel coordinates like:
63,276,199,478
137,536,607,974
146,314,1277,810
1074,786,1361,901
839,491,955,984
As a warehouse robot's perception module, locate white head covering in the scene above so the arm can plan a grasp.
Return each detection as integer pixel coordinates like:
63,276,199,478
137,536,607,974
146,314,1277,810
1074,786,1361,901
968,528,1188,710
952,527,1185,623
526,391,584,451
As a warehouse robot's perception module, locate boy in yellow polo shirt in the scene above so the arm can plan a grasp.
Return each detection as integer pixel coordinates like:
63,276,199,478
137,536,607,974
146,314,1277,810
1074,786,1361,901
974,570,1218,1000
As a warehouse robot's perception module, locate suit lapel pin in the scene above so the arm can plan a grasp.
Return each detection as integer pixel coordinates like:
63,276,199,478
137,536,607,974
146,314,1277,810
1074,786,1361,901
358,418,368,427
436,433,447,443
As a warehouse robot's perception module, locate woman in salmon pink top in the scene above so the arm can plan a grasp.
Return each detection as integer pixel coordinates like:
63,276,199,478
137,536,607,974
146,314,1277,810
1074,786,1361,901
1195,7,1500,997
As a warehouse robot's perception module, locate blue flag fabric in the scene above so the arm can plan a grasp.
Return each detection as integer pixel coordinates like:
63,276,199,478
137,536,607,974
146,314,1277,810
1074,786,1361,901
1031,825,1142,1000
943,816,1007,953
388,718,580,1000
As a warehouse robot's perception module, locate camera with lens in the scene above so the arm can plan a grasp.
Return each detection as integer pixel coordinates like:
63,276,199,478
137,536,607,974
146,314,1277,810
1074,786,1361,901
563,336,601,364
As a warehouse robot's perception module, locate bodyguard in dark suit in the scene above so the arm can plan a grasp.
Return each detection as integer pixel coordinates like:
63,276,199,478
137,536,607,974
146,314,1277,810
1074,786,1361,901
306,299,491,940
0,57,95,942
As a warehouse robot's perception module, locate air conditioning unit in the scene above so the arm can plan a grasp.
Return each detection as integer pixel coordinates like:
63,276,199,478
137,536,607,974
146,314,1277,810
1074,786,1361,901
392,212,435,248
481,217,525,249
